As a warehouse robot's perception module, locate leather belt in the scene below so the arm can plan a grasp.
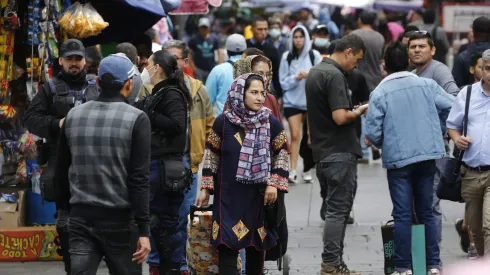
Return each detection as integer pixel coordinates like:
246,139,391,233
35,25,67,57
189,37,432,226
463,163,490,172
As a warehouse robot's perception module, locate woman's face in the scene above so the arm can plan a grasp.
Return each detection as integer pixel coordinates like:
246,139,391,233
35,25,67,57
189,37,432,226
251,61,270,90
146,55,164,85
244,79,266,112
293,30,305,51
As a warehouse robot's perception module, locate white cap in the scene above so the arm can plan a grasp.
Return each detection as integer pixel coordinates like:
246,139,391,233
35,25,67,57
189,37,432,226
225,34,247,53
198,17,211,28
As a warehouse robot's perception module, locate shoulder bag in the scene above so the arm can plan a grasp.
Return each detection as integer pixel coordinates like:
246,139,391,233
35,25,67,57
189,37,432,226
435,85,472,202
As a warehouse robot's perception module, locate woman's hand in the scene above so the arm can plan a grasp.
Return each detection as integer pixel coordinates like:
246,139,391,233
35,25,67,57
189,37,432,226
296,72,305,80
264,186,277,205
196,189,210,207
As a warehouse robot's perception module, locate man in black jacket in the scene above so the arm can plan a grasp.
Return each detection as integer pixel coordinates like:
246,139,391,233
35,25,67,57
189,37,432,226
247,17,283,98
55,54,151,274
22,39,99,274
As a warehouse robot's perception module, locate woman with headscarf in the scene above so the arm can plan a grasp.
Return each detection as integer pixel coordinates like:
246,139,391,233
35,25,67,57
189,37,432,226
223,54,283,123
196,73,289,274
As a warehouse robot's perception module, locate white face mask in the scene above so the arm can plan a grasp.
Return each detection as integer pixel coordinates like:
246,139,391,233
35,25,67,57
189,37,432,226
314,38,330,48
269,29,282,39
141,66,155,85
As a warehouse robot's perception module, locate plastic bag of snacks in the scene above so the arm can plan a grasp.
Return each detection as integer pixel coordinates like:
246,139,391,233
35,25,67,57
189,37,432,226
16,159,27,183
0,105,17,122
58,2,109,38
18,132,40,159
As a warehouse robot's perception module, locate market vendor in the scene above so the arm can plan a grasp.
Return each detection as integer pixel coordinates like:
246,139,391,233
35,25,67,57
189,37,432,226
22,38,100,274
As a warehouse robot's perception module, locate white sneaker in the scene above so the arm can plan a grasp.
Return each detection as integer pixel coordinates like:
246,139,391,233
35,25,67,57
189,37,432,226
391,271,412,275
427,269,440,275
288,171,297,184
303,171,313,183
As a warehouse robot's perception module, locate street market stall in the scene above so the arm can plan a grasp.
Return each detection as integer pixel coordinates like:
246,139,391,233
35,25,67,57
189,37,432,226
0,0,178,262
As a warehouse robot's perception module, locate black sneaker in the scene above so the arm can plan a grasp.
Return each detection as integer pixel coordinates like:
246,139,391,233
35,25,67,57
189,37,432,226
455,219,470,253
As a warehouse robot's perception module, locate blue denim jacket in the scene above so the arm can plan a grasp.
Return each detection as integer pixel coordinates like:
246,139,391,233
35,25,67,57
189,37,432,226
365,72,455,169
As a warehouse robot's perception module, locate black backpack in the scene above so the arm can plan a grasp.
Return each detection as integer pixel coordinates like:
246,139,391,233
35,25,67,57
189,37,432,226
286,50,315,67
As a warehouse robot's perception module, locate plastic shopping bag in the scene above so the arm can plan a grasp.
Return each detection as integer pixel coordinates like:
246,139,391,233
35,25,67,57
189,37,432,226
59,2,108,38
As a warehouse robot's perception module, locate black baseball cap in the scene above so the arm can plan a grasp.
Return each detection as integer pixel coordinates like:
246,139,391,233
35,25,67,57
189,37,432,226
60,39,86,58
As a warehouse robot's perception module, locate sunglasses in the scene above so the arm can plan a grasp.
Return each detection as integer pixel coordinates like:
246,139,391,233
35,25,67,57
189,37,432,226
407,30,432,39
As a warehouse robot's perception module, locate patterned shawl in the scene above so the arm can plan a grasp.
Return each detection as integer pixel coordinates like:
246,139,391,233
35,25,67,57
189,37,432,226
224,73,272,184
233,55,273,92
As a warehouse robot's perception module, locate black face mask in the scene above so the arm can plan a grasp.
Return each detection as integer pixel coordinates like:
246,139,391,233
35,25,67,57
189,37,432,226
59,68,87,84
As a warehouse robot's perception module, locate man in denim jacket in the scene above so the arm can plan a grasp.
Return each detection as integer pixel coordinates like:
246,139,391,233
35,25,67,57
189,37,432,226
365,42,454,275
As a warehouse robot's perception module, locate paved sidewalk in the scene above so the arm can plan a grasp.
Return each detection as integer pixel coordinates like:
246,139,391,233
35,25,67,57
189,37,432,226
0,164,468,275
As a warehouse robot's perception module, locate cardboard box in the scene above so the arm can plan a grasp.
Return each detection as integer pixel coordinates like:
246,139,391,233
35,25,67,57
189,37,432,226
0,226,62,261
0,190,26,228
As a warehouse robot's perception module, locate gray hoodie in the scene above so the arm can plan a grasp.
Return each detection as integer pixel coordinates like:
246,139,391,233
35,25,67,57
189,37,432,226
279,25,322,110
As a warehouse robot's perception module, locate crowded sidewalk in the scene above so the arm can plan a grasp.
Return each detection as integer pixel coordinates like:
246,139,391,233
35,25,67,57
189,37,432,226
2,162,466,274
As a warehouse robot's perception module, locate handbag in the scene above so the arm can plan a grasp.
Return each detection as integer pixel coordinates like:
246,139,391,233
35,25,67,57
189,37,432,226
381,220,396,275
187,204,242,274
158,155,192,193
381,220,427,275
435,84,472,202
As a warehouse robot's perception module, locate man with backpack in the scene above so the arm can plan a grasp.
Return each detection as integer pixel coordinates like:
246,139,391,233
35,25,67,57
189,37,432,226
23,38,99,275
205,34,247,116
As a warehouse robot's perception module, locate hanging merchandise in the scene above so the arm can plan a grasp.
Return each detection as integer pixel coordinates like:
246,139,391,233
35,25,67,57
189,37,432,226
58,2,109,38
0,104,16,122
18,132,40,160
27,0,41,45
0,0,17,100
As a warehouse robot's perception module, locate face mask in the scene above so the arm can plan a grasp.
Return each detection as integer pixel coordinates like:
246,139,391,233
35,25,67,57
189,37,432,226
141,66,155,85
269,29,281,39
314,38,330,48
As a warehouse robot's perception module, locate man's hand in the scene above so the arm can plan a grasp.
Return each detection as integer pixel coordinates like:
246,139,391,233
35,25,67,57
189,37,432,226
364,136,372,147
296,72,304,80
455,135,472,150
196,189,210,207
132,237,151,264
355,104,368,116
59,117,65,128
264,185,277,205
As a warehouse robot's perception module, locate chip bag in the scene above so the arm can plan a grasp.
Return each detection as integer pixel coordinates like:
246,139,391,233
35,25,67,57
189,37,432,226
18,132,40,159
59,2,108,38
0,105,16,121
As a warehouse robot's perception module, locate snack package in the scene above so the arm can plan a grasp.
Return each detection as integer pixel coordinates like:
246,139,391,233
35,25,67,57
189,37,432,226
59,2,108,38
0,105,16,121
15,159,27,183
19,132,39,159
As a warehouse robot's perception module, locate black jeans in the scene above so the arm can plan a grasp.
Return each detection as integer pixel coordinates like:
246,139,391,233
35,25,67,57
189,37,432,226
219,246,263,275
68,216,141,275
56,209,70,274
316,153,358,265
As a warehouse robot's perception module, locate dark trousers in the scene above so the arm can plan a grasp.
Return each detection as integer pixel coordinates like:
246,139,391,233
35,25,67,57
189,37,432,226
149,159,186,273
219,246,264,275
56,209,70,274
387,160,441,272
68,216,141,275
316,153,358,265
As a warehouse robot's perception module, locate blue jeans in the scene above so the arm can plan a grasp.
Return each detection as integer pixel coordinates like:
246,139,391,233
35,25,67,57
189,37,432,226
148,173,198,271
387,160,441,272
